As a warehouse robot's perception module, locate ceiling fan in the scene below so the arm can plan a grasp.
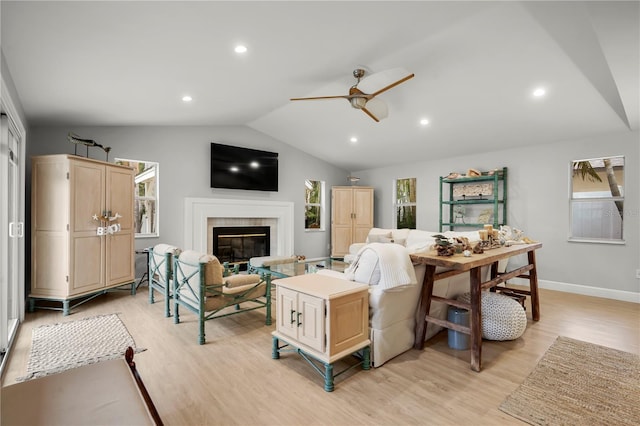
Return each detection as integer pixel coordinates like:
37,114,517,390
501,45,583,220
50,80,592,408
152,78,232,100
290,68,414,122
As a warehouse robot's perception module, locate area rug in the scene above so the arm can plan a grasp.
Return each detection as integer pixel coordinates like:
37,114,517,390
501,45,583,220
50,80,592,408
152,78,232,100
499,336,640,425
17,313,145,382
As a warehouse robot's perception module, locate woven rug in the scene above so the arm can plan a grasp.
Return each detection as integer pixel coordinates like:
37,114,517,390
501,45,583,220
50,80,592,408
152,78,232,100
499,336,640,425
17,313,144,382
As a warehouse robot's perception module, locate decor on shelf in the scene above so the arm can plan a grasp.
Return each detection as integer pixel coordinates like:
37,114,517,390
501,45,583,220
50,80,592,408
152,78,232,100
453,182,493,198
453,205,466,223
476,208,493,224
439,167,507,232
67,132,112,161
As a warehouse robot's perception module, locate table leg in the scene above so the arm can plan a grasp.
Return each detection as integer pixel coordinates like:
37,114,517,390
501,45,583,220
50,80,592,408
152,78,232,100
414,264,436,350
489,261,499,292
362,346,371,370
528,250,540,321
324,363,334,392
470,266,482,372
272,336,280,359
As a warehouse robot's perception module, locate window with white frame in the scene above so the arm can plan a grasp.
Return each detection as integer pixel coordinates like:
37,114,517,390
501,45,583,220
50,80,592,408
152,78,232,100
394,177,417,229
305,179,324,230
115,159,159,238
570,156,624,243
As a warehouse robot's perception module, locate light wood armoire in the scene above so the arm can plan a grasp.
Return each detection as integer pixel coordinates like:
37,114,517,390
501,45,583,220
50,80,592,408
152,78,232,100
30,155,135,315
331,186,374,257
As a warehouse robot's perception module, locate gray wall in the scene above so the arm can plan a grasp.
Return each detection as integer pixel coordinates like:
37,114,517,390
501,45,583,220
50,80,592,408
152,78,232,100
25,124,640,300
1,49,27,127
27,125,350,261
353,130,640,300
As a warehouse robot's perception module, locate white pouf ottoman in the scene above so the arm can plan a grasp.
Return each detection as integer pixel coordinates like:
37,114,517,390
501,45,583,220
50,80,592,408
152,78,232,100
458,291,527,341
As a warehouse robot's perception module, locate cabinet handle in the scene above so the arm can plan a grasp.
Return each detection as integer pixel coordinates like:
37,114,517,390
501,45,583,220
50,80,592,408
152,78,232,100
290,310,296,324
297,312,302,327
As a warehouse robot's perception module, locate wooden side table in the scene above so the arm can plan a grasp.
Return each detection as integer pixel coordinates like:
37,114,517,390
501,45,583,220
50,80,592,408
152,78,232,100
411,242,542,372
271,274,371,391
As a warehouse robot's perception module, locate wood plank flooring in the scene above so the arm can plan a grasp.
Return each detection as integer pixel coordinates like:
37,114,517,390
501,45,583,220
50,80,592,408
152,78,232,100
2,286,638,425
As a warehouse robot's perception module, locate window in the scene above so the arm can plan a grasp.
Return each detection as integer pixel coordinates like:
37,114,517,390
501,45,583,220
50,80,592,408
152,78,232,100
115,159,159,238
570,156,624,243
395,177,417,229
305,179,324,230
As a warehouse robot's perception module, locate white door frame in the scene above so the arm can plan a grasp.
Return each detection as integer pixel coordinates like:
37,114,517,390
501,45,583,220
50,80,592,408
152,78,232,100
1,75,26,368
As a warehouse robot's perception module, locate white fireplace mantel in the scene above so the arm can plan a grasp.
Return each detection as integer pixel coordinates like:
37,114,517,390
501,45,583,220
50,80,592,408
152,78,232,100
184,197,294,256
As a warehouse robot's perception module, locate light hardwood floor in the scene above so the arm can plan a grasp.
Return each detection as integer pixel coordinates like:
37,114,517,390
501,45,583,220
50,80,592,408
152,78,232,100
2,286,638,425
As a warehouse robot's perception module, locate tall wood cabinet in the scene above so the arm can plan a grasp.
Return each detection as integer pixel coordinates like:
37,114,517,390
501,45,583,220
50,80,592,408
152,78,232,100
31,155,135,315
331,186,374,257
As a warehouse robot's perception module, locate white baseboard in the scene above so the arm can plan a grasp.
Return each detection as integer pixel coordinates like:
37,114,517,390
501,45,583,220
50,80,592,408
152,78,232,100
509,277,640,303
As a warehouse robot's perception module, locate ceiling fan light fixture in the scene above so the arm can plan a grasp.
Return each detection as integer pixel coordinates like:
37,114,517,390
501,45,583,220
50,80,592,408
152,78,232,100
350,96,367,109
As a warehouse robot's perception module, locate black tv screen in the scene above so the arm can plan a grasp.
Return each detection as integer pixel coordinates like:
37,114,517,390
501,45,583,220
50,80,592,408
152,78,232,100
210,143,279,191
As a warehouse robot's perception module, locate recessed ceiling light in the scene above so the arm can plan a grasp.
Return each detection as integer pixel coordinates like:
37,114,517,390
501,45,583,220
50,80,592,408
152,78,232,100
532,87,546,97
350,137,358,143
420,118,430,126
182,95,192,102
234,45,248,54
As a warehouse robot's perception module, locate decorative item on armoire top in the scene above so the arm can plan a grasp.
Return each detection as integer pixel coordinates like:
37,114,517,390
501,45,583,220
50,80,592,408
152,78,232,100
68,132,112,161
347,175,360,185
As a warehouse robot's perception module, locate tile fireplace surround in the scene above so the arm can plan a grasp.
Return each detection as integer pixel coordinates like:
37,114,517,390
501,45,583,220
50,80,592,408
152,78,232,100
184,198,295,257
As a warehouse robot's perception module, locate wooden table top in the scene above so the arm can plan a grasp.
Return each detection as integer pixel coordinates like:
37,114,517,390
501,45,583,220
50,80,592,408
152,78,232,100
409,242,542,271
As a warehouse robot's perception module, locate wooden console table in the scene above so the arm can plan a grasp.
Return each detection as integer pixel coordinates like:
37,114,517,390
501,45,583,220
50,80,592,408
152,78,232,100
411,242,542,372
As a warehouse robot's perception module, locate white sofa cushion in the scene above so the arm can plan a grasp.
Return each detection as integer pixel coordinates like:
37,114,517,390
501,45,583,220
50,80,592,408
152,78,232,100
391,228,411,242
346,243,416,290
405,230,438,252
367,228,393,242
352,249,381,285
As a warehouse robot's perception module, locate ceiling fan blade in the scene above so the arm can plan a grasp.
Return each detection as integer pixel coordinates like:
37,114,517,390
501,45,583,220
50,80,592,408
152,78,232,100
362,98,388,122
361,108,380,122
290,95,349,101
370,73,414,97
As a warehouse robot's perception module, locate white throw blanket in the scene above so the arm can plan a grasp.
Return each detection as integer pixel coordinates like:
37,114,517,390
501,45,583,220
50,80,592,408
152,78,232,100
346,243,417,290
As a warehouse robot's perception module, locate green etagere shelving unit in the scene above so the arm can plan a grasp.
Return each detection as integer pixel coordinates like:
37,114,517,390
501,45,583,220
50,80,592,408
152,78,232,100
439,167,507,232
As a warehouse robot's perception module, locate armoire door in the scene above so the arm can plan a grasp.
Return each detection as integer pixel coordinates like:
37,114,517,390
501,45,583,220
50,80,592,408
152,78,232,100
331,187,354,257
70,160,105,294
105,165,135,286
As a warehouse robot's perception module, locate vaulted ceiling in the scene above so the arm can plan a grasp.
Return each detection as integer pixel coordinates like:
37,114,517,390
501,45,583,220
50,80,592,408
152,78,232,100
2,1,638,170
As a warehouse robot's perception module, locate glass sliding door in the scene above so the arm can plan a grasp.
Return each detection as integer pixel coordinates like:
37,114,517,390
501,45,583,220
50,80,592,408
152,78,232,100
0,112,23,370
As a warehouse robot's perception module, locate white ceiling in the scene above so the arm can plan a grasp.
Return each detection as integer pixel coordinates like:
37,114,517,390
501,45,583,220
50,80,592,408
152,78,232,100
2,1,638,171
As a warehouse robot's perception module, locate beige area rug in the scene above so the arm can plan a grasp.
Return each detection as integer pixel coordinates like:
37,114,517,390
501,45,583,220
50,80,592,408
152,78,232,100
17,313,144,382
499,336,640,425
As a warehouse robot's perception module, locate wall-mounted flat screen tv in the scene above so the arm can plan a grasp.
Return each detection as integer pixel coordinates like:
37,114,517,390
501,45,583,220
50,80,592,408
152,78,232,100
210,143,279,191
